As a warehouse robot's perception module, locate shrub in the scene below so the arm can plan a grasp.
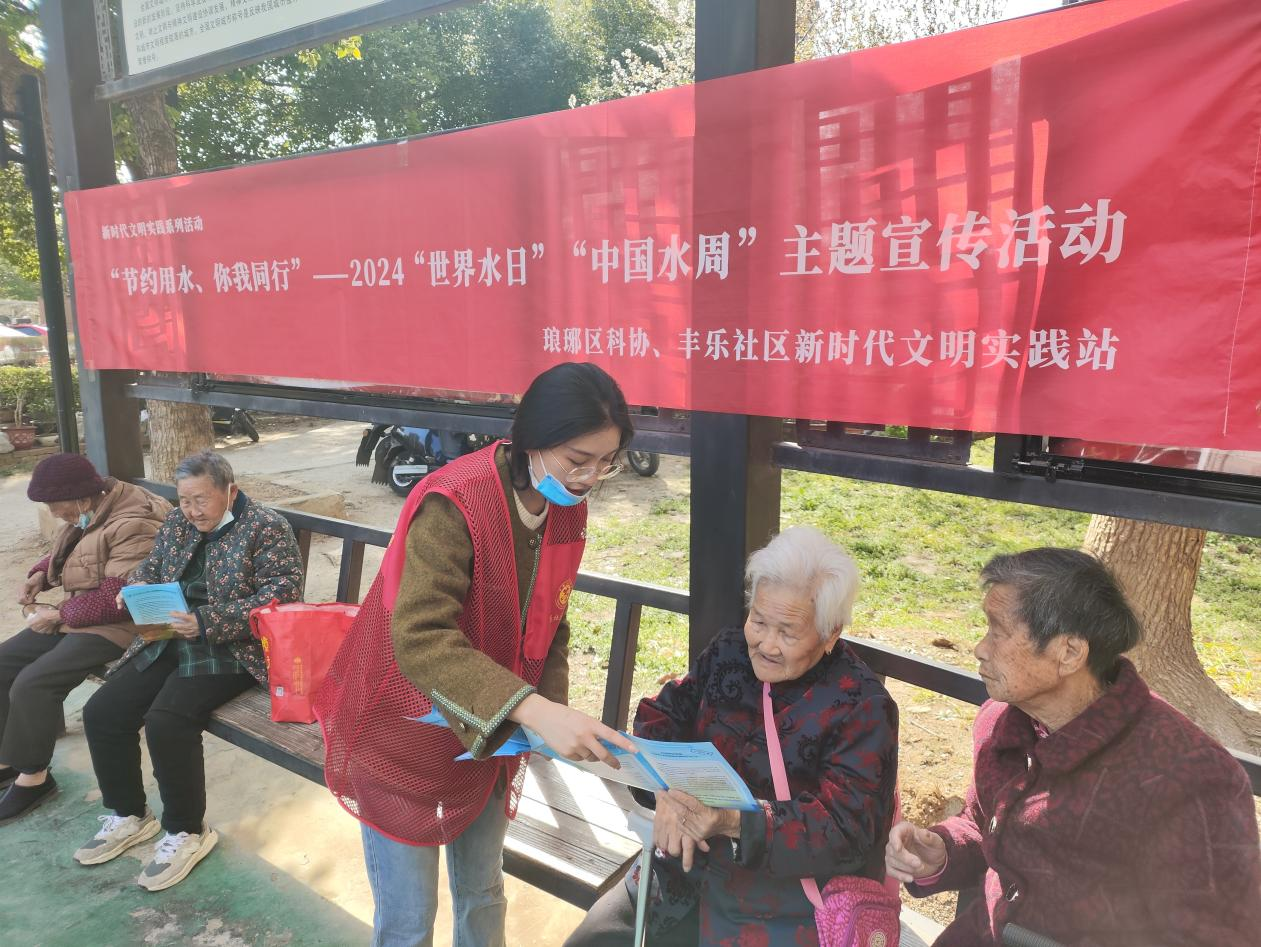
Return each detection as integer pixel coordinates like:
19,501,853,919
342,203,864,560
0,364,79,425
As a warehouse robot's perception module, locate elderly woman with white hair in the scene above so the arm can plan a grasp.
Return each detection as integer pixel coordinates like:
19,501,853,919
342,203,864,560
565,526,899,946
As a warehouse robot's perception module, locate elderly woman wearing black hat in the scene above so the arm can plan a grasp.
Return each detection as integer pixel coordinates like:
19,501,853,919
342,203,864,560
0,453,169,824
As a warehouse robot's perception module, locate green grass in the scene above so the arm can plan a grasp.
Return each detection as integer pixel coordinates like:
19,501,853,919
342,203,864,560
1194,532,1261,695
565,446,1261,716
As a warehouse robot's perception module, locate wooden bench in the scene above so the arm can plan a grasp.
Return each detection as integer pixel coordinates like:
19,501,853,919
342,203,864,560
187,501,688,908
194,504,952,944
202,688,948,943
203,685,646,907
189,504,941,932
128,490,1260,939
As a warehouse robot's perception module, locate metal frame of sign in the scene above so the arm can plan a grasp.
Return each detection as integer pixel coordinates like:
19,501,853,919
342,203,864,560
96,0,475,100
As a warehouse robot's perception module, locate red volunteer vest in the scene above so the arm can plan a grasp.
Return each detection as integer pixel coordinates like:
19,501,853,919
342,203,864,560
315,442,586,845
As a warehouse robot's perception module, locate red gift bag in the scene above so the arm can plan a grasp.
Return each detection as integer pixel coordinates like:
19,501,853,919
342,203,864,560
249,602,360,723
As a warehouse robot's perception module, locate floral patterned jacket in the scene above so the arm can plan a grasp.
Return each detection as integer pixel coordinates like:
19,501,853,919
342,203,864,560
629,626,899,947
116,490,303,684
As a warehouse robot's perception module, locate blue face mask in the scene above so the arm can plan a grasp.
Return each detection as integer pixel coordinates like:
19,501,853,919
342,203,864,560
77,504,92,530
528,452,586,507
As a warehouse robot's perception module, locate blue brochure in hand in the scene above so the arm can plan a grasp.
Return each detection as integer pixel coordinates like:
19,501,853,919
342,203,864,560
120,582,191,625
410,707,759,811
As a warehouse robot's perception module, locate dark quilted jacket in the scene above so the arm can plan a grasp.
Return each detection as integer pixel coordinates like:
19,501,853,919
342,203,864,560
910,658,1261,946
629,626,899,946
116,491,303,683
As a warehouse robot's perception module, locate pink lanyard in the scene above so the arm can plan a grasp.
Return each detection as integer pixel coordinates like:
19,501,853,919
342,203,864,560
763,681,826,910
763,680,902,908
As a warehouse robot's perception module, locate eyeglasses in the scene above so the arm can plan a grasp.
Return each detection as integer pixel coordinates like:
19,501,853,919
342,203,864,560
548,450,624,484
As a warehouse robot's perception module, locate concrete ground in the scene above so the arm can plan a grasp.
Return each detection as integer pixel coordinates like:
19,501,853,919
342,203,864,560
0,679,587,946
0,423,589,947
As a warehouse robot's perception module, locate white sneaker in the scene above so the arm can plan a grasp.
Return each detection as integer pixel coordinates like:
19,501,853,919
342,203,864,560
74,810,161,865
137,826,219,891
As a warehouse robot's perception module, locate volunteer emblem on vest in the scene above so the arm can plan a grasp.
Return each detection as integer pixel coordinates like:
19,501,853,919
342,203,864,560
556,579,574,611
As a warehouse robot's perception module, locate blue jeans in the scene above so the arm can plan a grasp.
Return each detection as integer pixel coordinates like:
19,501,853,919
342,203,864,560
360,788,509,947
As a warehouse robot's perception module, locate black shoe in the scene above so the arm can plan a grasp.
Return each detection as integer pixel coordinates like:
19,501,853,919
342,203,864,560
0,766,17,791
0,773,58,825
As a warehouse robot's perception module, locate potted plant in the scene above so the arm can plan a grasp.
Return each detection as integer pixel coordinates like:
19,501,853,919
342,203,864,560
0,368,41,450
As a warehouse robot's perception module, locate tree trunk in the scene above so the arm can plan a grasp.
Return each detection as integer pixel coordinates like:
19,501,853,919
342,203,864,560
147,399,214,481
1083,515,1261,753
124,91,180,178
124,91,213,478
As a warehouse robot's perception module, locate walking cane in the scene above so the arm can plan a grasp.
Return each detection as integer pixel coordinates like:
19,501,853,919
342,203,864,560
627,807,655,946
632,842,653,946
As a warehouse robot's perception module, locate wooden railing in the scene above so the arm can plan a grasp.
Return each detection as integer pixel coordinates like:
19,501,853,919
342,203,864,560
135,479,1261,795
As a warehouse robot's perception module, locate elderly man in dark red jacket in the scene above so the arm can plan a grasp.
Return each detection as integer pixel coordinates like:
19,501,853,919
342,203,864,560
887,547,1261,946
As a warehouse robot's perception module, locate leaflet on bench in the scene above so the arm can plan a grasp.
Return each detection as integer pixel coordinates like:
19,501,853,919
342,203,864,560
410,708,759,811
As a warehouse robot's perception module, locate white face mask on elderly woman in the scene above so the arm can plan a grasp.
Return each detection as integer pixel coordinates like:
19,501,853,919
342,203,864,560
177,475,238,534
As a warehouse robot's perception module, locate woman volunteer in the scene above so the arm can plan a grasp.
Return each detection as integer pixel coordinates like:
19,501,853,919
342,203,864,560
316,362,638,947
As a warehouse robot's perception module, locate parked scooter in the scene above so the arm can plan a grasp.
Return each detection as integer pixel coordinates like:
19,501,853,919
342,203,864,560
356,425,493,496
626,448,660,477
212,407,260,442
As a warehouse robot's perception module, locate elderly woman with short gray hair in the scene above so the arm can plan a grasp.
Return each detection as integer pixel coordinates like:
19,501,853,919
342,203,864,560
888,548,1261,945
566,525,899,947
74,451,303,891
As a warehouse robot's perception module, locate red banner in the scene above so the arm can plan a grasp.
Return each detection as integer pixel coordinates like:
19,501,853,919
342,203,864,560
64,0,1261,449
